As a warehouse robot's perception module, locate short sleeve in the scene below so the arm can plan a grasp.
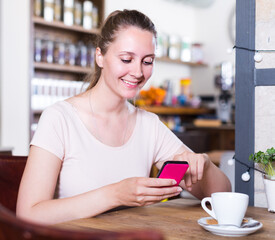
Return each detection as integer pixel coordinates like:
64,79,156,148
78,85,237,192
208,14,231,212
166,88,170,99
153,118,186,163
30,106,65,160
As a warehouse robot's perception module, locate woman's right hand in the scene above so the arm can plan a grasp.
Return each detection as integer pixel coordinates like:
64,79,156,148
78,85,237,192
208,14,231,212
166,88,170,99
114,177,182,207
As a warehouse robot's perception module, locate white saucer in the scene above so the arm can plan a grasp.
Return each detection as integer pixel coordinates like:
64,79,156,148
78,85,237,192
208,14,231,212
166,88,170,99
197,217,263,237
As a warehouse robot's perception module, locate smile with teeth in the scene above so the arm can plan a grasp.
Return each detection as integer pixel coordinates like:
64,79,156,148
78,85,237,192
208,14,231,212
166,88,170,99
122,79,140,86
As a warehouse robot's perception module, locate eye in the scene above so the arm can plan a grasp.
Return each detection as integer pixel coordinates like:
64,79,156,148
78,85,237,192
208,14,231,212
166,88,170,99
143,57,154,65
121,59,132,63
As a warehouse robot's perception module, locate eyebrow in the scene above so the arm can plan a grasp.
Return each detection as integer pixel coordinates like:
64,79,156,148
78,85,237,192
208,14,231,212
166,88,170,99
119,51,155,58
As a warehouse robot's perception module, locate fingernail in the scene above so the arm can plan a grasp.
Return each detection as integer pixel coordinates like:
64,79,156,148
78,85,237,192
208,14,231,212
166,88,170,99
172,180,177,185
177,187,183,192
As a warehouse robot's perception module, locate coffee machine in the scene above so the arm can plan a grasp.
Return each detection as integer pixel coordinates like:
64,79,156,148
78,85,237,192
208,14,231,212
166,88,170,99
214,62,234,123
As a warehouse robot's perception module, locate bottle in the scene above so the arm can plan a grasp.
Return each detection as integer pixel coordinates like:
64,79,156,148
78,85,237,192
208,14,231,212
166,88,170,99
64,0,74,26
74,1,82,25
46,39,54,63
92,6,98,28
65,41,76,66
34,0,42,17
43,0,54,22
41,35,54,63
34,37,42,62
180,37,191,62
53,40,65,65
155,32,164,58
168,35,181,60
156,33,169,58
180,78,192,100
191,43,203,63
54,0,62,21
75,42,87,67
164,80,173,106
83,1,93,29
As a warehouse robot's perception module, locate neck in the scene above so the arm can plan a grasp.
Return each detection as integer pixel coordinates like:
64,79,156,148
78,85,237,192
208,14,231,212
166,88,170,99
87,86,133,146
88,84,128,117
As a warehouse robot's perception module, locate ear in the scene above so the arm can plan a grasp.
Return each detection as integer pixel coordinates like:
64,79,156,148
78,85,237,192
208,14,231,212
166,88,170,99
95,47,104,68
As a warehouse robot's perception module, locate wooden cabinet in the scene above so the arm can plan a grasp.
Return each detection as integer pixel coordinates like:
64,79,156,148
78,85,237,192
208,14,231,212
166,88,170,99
140,106,234,153
30,0,105,137
178,124,235,152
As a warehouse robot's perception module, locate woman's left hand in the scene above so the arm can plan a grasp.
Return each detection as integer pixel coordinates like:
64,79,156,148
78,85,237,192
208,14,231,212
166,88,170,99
173,151,211,191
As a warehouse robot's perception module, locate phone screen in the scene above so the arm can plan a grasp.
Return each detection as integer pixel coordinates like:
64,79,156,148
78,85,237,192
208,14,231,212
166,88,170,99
157,161,189,186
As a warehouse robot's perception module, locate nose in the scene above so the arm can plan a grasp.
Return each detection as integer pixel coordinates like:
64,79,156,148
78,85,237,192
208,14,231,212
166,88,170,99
130,62,143,78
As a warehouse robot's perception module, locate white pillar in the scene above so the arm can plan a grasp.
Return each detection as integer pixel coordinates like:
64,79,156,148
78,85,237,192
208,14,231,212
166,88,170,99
0,0,30,155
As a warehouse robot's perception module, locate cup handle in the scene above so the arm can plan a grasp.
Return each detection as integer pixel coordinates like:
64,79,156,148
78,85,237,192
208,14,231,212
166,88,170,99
201,197,216,219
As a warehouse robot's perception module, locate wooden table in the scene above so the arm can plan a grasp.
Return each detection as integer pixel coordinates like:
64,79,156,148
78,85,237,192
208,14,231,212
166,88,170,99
55,198,275,239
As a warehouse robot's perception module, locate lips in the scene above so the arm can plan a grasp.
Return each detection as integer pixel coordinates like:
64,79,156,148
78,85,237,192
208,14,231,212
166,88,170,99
122,79,138,85
122,79,140,86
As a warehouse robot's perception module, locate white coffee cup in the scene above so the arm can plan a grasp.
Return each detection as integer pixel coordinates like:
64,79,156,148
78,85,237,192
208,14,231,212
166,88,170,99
201,192,249,227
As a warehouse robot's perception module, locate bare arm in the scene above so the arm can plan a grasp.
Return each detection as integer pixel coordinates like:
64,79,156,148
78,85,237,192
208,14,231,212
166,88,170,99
17,146,182,225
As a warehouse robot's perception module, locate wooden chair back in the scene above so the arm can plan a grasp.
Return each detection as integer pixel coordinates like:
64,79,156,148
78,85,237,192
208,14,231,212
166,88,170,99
0,155,27,212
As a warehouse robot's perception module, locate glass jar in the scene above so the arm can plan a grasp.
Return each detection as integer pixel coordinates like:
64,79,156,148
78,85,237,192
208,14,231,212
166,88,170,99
92,6,98,28
43,0,54,22
191,43,203,63
168,35,181,60
75,42,87,67
74,1,82,25
54,0,62,21
65,42,76,66
53,40,65,65
34,0,42,17
41,37,54,63
34,38,42,62
64,0,74,26
83,1,93,29
156,32,169,58
180,38,191,62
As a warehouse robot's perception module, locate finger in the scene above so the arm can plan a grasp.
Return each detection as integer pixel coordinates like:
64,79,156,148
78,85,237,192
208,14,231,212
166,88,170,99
151,187,182,196
142,191,182,203
189,158,198,184
175,151,198,184
197,155,205,180
183,169,193,191
147,178,177,187
143,186,182,197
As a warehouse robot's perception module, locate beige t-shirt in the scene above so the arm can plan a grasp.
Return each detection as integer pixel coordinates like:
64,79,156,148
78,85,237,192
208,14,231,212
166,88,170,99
31,101,184,198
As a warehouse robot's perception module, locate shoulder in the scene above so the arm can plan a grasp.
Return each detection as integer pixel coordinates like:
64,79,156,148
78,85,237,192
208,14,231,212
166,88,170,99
137,107,159,121
43,101,72,114
136,107,163,130
40,101,73,122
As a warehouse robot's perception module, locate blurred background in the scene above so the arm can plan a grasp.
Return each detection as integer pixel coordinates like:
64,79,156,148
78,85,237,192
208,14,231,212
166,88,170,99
0,0,236,157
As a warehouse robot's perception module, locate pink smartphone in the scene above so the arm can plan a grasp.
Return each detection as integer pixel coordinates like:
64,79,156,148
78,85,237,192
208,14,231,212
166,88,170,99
157,161,189,186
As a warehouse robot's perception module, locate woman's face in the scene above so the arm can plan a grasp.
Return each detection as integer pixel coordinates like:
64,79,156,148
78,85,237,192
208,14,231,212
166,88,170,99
97,26,156,99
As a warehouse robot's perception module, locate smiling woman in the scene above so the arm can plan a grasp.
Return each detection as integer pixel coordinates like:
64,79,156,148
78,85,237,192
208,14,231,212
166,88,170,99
16,9,231,225
95,26,156,99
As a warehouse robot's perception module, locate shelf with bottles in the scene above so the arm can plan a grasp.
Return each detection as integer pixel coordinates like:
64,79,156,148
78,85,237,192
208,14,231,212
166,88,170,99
33,0,104,31
156,32,208,67
32,0,103,76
